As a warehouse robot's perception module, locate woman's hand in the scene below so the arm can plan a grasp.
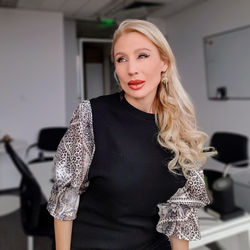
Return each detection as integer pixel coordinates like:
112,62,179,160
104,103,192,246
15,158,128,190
170,237,189,250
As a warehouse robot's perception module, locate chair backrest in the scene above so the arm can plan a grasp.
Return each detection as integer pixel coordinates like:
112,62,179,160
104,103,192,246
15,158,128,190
37,127,67,151
211,132,248,167
4,141,46,233
5,141,33,177
26,127,67,164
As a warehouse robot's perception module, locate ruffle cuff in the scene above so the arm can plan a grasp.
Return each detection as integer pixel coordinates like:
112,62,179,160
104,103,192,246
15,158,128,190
157,203,200,240
156,170,210,241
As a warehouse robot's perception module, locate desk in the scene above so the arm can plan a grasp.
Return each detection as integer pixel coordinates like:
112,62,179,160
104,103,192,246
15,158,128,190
190,209,250,249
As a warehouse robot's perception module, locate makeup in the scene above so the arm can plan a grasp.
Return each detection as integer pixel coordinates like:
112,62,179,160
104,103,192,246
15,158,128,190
128,80,145,90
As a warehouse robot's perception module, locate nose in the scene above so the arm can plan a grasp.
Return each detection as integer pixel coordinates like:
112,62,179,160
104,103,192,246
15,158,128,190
127,59,138,76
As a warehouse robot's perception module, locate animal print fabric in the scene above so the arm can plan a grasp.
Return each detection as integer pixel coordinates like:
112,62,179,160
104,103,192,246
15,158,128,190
47,100,209,240
47,100,95,220
156,170,210,240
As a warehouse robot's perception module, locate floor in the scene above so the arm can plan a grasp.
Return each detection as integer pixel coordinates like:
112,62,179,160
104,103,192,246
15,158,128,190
0,209,51,250
0,207,242,250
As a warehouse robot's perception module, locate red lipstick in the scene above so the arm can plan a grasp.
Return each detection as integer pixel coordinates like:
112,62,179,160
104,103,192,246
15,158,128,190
128,80,145,90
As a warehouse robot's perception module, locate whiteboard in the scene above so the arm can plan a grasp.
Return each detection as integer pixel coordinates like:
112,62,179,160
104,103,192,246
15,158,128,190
204,25,250,100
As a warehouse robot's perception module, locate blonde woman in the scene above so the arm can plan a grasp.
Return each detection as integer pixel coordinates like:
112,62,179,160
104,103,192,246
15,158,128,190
47,19,216,250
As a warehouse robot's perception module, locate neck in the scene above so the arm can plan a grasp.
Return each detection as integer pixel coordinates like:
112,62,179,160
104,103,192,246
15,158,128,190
124,92,157,114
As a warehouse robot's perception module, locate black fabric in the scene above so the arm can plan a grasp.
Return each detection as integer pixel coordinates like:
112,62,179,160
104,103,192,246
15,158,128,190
71,234,171,250
71,92,185,249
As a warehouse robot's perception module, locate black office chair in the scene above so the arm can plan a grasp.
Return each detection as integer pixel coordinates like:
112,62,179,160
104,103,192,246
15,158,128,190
204,132,248,220
211,132,248,167
4,140,54,250
26,127,67,164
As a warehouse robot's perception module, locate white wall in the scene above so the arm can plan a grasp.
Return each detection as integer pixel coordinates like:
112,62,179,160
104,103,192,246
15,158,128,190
64,19,79,122
164,0,250,147
0,8,66,144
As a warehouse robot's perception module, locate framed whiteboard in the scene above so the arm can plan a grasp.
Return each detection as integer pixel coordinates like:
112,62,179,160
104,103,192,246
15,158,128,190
204,25,250,100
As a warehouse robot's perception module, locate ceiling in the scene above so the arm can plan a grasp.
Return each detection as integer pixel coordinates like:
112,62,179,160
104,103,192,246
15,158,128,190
0,0,208,38
0,0,208,21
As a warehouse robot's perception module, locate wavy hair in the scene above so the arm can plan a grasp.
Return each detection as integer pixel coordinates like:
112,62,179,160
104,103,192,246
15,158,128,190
111,19,217,178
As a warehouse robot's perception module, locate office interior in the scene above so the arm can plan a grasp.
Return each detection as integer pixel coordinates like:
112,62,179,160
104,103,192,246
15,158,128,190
1,0,250,249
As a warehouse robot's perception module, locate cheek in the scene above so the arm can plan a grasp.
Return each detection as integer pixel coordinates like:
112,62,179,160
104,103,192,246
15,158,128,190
144,60,162,81
115,63,129,80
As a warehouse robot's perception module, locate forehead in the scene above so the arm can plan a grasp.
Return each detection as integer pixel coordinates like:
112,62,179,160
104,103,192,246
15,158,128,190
114,31,158,53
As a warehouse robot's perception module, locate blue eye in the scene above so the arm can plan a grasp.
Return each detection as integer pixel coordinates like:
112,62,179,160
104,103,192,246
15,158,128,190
138,54,149,59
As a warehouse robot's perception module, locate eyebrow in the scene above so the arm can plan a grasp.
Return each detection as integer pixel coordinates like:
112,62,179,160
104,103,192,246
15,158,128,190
114,48,152,57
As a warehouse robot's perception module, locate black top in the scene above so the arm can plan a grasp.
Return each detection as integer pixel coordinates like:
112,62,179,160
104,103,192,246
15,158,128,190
71,92,186,249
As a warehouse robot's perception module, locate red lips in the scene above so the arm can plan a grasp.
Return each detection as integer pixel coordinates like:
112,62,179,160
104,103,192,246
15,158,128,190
128,80,145,90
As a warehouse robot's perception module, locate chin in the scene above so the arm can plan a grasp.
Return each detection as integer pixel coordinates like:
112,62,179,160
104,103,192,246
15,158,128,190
125,90,148,99
126,87,157,100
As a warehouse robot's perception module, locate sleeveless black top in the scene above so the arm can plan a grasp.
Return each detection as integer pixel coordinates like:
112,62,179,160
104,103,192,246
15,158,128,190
71,92,186,249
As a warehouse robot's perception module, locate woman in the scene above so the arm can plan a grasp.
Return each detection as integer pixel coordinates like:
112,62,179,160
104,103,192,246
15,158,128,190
47,19,216,250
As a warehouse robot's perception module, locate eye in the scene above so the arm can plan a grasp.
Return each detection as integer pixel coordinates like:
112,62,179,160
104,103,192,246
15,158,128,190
116,57,127,63
138,53,149,59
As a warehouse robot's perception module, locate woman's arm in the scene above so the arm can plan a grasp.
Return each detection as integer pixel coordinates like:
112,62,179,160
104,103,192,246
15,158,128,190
170,237,189,250
46,101,94,249
54,219,73,250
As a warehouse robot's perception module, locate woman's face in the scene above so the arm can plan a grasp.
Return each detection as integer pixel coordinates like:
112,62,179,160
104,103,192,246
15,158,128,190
114,31,167,103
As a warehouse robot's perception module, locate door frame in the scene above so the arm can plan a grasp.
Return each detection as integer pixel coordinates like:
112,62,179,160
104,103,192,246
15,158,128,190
77,38,112,100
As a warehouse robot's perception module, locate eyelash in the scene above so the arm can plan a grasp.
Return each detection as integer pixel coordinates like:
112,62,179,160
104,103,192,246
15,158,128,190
116,53,150,63
138,53,149,59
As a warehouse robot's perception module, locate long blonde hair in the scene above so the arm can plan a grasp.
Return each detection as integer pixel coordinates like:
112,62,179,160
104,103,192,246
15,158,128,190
111,19,217,178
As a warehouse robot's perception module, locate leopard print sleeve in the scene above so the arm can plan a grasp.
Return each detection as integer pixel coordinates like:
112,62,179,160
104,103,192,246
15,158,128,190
47,100,95,221
156,170,210,241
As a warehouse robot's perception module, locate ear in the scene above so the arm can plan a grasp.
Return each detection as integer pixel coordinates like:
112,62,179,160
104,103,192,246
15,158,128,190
161,60,168,72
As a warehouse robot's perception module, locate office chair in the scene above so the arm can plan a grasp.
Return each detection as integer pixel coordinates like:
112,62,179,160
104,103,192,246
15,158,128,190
26,127,67,164
4,141,54,250
204,132,248,220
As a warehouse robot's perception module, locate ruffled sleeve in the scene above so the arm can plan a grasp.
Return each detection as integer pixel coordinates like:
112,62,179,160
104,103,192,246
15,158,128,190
47,100,95,221
156,170,210,241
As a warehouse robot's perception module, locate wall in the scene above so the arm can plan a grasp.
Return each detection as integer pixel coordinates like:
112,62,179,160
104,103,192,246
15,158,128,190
164,0,250,163
64,19,80,122
0,8,66,145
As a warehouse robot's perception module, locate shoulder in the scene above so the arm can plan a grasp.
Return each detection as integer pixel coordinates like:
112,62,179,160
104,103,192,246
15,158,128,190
74,92,120,123
73,99,92,124
90,92,120,107
89,92,121,114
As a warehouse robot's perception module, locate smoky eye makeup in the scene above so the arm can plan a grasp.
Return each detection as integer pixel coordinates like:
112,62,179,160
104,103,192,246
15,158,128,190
116,56,127,63
115,50,151,63
138,53,150,59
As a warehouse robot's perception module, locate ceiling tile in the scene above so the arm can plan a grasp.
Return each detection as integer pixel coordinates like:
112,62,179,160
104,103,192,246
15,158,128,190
17,0,45,9
15,0,206,20
60,0,89,16
151,0,204,18
39,0,65,11
75,0,112,18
